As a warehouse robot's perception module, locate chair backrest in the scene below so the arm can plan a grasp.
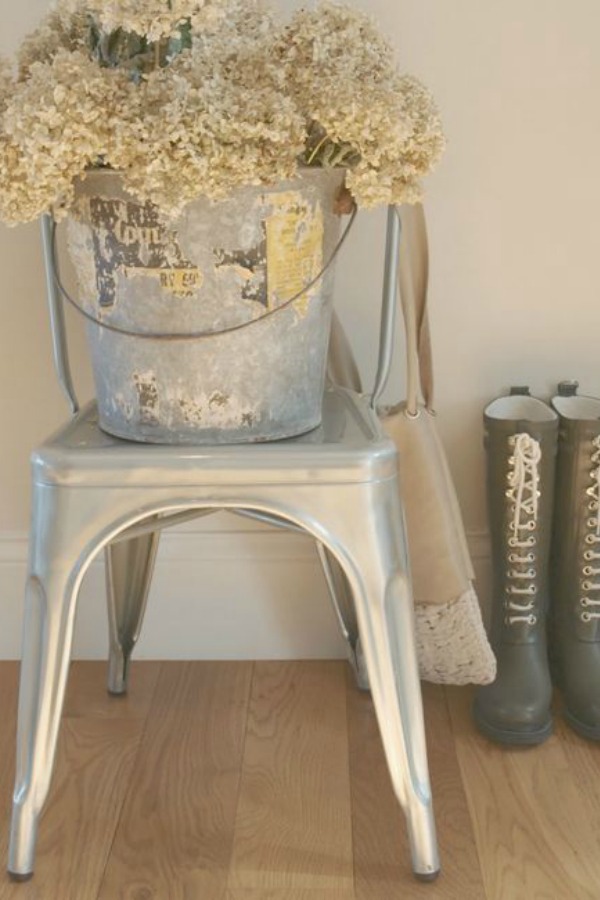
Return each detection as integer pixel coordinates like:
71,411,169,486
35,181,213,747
41,204,402,419
370,206,401,409
41,214,79,415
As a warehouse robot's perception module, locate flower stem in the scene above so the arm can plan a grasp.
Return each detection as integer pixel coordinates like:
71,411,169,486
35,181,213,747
306,134,329,165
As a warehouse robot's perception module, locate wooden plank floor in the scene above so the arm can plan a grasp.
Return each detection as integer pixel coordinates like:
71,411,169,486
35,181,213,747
0,661,599,899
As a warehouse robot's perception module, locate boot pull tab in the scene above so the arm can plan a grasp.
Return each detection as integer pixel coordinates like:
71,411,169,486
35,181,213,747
557,380,579,397
510,386,531,396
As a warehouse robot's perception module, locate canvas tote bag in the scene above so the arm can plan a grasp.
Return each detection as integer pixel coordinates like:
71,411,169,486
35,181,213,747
327,204,495,685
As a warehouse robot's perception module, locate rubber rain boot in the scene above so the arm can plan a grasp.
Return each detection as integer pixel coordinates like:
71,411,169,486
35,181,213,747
473,387,558,744
549,381,600,740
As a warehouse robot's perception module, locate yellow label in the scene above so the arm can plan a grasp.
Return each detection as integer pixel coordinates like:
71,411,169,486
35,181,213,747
125,266,203,298
265,191,324,318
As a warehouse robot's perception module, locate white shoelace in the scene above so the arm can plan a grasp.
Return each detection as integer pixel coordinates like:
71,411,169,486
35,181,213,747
581,436,600,622
505,433,541,625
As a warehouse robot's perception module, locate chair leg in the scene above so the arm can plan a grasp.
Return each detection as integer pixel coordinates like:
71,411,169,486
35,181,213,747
8,564,83,879
351,562,439,880
316,544,370,690
307,483,439,880
105,530,160,695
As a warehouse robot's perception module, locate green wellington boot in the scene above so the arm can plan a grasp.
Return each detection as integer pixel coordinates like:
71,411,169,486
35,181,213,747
549,381,600,741
473,387,558,744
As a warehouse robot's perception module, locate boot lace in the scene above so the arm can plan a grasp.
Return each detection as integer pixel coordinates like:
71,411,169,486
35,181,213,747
581,435,600,622
505,433,541,625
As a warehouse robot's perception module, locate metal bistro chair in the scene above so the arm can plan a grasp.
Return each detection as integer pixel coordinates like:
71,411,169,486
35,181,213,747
7,207,440,882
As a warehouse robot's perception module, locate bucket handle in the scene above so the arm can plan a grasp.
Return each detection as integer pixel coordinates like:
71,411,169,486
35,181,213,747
48,206,357,342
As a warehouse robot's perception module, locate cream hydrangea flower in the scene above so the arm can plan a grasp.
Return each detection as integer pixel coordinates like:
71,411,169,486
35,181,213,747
103,1,305,215
0,0,445,223
17,6,88,78
0,58,13,111
275,2,446,207
107,63,305,217
0,50,128,222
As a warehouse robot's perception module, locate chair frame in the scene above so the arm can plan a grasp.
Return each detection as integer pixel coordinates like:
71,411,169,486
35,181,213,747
7,207,440,883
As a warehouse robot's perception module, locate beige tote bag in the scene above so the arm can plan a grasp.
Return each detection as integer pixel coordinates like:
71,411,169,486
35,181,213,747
328,204,496,685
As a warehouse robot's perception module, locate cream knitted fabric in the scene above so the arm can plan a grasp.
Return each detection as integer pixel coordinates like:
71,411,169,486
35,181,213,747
415,587,496,685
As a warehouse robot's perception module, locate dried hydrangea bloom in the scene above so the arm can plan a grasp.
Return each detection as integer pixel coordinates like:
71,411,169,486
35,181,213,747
0,50,128,223
0,0,445,223
312,73,445,206
0,58,13,112
277,1,396,86
17,7,88,78
276,1,445,206
108,30,306,216
58,0,223,41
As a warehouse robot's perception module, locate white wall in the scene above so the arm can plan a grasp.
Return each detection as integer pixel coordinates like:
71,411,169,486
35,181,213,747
1,0,599,657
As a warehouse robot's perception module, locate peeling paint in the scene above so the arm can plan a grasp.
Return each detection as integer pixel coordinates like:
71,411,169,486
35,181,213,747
208,391,229,408
214,239,267,307
176,391,258,429
178,397,203,426
133,372,160,426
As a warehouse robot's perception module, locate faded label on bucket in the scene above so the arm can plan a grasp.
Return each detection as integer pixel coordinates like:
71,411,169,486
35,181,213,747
124,266,204,297
264,192,324,317
85,197,201,307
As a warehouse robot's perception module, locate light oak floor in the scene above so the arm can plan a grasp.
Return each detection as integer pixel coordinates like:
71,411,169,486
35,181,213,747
0,660,598,900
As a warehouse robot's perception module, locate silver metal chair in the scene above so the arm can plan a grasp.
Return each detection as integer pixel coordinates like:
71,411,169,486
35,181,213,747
7,208,440,882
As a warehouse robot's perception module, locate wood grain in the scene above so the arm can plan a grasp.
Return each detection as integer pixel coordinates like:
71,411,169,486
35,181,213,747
552,714,600,878
1,661,600,899
0,663,18,773
447,685,600,900
62,660,161,720
227,661,353,893
226,892,355,900
0,718,145,900
348,677,486,899
96,661,253,900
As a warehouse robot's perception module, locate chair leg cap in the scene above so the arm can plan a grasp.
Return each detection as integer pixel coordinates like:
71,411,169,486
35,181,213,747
8,871,34,882
415,869,441,882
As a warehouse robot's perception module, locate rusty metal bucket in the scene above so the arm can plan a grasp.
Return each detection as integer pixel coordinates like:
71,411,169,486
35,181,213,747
65,168,345,443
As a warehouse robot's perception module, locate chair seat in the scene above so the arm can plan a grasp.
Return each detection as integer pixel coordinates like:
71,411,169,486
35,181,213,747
33,386,399,488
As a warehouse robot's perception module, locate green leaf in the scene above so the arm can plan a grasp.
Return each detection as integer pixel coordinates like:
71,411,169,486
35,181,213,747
167,20,193,61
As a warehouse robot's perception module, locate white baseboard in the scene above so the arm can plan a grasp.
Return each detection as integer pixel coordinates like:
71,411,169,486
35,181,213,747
0,517,492,660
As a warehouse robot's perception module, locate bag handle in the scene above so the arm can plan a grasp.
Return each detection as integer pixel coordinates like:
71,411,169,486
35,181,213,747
397,204,435,415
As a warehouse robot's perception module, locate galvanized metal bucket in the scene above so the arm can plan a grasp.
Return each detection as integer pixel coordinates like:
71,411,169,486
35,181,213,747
65,168,345,443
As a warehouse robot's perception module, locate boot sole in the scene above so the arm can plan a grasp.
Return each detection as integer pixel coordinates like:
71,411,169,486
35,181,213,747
549,661,600,741
564,709,600,742
472,704,553,746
